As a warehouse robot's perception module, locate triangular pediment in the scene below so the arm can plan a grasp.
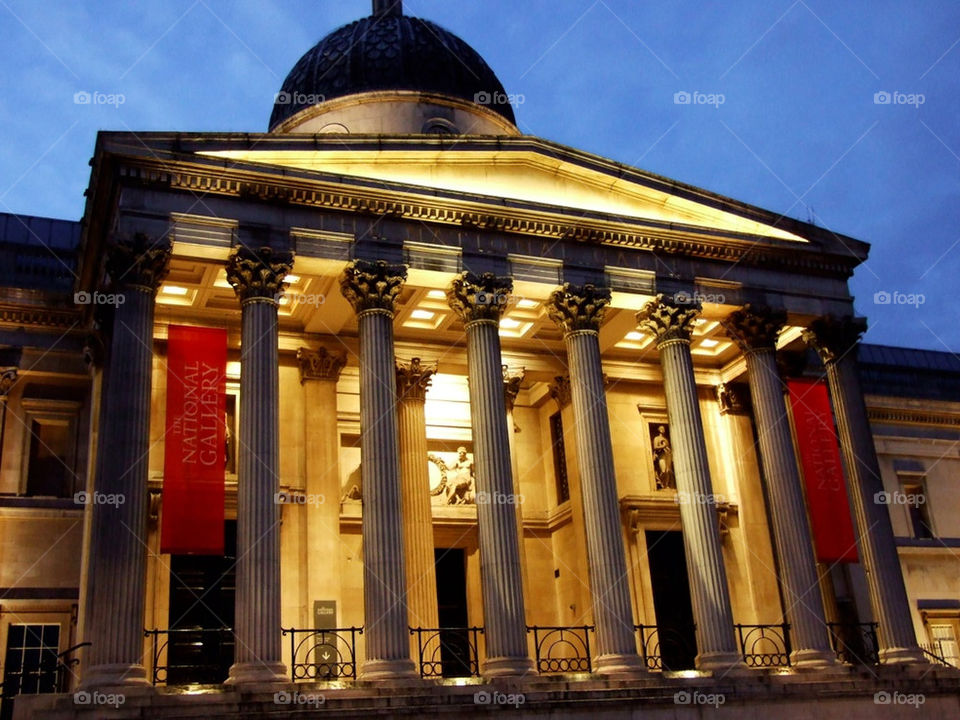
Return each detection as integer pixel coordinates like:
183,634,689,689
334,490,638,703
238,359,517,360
200,140,807,243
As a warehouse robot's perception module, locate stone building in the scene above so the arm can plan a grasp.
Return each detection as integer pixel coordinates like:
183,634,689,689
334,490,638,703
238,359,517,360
1,2,958,718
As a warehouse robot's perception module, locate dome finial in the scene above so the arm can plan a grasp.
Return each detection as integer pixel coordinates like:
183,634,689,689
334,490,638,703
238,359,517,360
372,0,402,17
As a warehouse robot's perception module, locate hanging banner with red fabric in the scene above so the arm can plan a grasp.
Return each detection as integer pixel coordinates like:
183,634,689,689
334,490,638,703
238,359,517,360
161,325,227,555
787,378,858,563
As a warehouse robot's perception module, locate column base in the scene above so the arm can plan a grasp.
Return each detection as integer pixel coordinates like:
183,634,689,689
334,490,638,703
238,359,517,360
695,651,747,674
225,661,287,685
879,646,929,665
359,658,419,681
790,648,840,669
80,663,150,689
593,652,648,677
481,655,536,677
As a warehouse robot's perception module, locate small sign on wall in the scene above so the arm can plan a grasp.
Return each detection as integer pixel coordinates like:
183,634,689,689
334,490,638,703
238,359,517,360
313,600,336,629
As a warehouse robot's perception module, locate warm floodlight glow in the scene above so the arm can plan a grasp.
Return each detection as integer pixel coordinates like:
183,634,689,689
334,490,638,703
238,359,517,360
625,331,644,341
284,274,300,283
410,309,435,320
700,338,719,348
426,289,447,300
516,298,539,310
161,285,189,296
500,318,521,329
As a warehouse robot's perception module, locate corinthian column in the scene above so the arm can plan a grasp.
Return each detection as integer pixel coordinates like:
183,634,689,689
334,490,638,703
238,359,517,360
340,260,417,680
297,347,347,629
447,273,534,676
637,295,742,671
803,316,925,664
547,283,644,675
723,306,836,667
82,234,170,688
396,358,439,631
225,245,292,684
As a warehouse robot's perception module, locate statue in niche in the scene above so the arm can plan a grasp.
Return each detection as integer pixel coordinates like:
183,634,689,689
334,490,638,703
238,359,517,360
428,446,475,505
650,424,676,490
341,464,363,502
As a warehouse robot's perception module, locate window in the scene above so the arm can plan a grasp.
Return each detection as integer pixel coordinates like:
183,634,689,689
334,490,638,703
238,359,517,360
549,411,569,505
902,481,933,539
2,623,60,699
927,622,960,666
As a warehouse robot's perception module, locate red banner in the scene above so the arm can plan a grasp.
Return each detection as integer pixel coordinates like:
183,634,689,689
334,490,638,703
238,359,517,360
161,325,227,555
787,379,858,563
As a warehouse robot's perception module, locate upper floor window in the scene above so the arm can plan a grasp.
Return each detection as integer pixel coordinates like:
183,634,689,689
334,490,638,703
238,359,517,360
549,411,569,505
20,398,82,499
901,480,934,539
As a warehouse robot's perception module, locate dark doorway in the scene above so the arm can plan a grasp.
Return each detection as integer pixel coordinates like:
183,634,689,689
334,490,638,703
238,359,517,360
434,548,471,677
165,521,236,684
645,530,697,670
1,624,60,720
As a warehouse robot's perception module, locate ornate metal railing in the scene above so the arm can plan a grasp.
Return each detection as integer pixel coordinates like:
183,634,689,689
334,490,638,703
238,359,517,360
144,628,233,685
410,627,484,678
635,624,698,671
827,622,880,666
52,642,90,692
920,642,958,668
282,627,363,681
735,623,791,667
527,625,593,674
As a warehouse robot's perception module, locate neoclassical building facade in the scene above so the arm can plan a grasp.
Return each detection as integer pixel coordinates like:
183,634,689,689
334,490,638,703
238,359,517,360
2,2,959,718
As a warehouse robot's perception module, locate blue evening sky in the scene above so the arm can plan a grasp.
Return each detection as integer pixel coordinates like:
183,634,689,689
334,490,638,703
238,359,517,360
1,0,957,351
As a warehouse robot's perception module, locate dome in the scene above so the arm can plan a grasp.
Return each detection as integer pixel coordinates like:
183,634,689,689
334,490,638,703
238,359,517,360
268,10,516,132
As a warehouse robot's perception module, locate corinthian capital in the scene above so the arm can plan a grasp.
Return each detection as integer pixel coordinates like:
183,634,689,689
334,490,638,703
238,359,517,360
636,294,700,345
297,347,346,383
722,304,787,353
802,315,866,365
226,245,294,303
339,259,407,315
503,365,525,410
547,283,611,334
396,357,435,403
105,233,171,292
446,272,513,324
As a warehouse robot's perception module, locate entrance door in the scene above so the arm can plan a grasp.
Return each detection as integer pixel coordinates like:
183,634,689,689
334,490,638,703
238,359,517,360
645,530,697,670
0,624,59,720
434,548,471,677
166,521,236,684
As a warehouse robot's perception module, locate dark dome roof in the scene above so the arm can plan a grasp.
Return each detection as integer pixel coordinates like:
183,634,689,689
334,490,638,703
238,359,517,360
269,14,516,130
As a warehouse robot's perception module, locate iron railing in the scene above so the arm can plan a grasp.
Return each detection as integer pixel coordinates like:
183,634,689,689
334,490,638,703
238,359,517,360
527,625,593,674
52,642,90,692
827,622,880,666
144,628,233,685
735,623,791,668
282,627,363,681
635,624,697,671
410,627,484,678
920,642,958,668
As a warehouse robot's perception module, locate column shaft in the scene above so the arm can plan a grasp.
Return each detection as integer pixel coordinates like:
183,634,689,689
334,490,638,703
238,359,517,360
565,330,644,673
229,298,286,682
465,319,533,675
743,348,835,666
825,353,923,662
83,287,154,687
658,337,741,669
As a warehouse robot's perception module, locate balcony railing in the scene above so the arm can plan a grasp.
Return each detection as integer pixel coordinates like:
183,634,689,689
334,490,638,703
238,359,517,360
527,625,593,674
282,627,363,681
735,623,791,668
410,627,484,678
827,622,880,666
144,628,233,685
920,642,958,668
